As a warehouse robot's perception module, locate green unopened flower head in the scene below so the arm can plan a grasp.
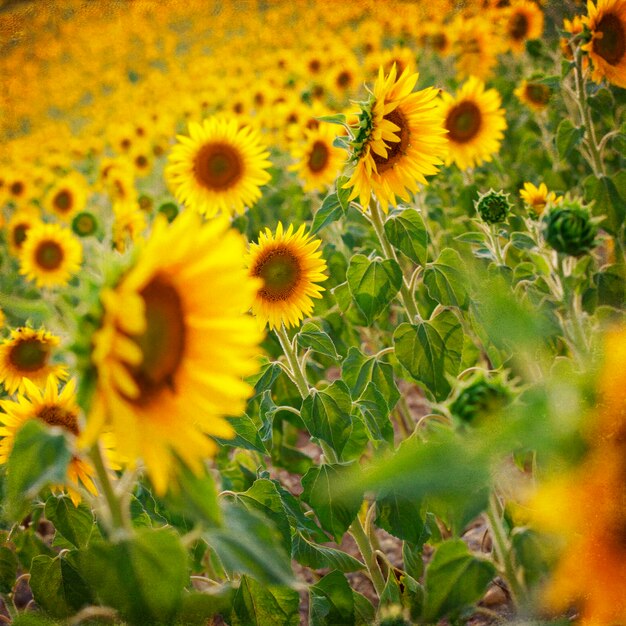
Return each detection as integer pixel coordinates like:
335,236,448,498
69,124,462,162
450,374,511,424
71,211,99,238
542,200,598,257
158,202,179,223
475,189,512,224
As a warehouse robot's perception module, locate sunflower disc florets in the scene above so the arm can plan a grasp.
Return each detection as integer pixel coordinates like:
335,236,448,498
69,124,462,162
542,200,598,257
475,189,512,224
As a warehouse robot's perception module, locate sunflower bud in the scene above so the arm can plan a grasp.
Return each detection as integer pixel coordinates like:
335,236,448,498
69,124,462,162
71,212,99,238
450,375,511,424
475,189,511,224
158,202,179,223
542,201,598,257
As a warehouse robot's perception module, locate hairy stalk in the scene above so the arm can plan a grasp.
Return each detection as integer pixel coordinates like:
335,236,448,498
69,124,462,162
369,199,422,323
275,324,310,399
349,515,387,597
89,442,130,536
486,494,525,608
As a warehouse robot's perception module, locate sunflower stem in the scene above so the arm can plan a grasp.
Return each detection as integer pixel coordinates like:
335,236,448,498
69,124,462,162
275,325,310,399
349,515,387,598
368,200,421,323
89,443,130,536
485,493,526,609
573,45,605,177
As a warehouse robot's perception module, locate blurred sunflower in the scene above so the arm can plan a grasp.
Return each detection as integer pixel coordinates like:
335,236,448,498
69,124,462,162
440,76,507,170
583,0,626,88
519,182,560,217
289,125,346,193
0,377,97,506
43,172,88,221
112,199,147,253
514,79,552,112
0,327,68,395
87,212,263,494
246,223,328,331
504,0,544,54
19,222,83,288
6,209,40,257
166,117,272,218
345,65,448,212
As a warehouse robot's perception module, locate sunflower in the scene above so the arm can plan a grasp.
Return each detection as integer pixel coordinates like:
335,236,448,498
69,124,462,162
0,377,97,506
87,211,263,495
0,327,68,395
289,125,346,193
246,223,328,331
166,117,272,218
514,79,552,112
344,65,448,212
504,0,544,54
112,199,147,253
451,16,500,81
19,222,83,288
6,209,41,257
43,173,88,221
519,182,560,217
440,76,507,171
583,0,626,89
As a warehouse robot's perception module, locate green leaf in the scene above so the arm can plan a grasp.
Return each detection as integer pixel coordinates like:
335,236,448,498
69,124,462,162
292,532,366,573
0,546,17,593
353,590,375,626
216,414,268,454
375,491,429,546
5,420,72,522
175,587,234,624
341,346,400,408
249,359,282,395
272,480,327,541
45,496,96,550
312,192,344,234
510,232,537,250
231,576,300,626
30,552,92,618
583,173,626,236
297,322,340,360
336,175,352,212
346,254,402,324
393,310,464,401
235,478,292,556
423,539,495,621
79,527,188,625
301,464,362,542
512,528,555,586
384,208,429,265
423,248,469,309
310,570,355,626
162,463,221,527
556,119,584,160
13,528,55,569
205,503,293,585
301,380,353,457
355,384,394,444
316,113,347,126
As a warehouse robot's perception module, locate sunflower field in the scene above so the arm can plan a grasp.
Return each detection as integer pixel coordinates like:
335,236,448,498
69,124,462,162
0,0,625,624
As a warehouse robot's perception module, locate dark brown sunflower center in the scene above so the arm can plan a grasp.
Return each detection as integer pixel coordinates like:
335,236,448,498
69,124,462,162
509,12,529,40
308,141,330,173
128,277,186,402
54,190,73,212
9,338,49,372
445,101,482,143
594,13,626,65
525,83,551,105
336,71,352,88
38,405,79,435
120,138,131,151
13,224,29,248
371,108,410,174
432,33,448,51
10,181,24,196
135,155,148,169
309,59,321,73
194,142,243,191
35,241,64,271
253,248,302,302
